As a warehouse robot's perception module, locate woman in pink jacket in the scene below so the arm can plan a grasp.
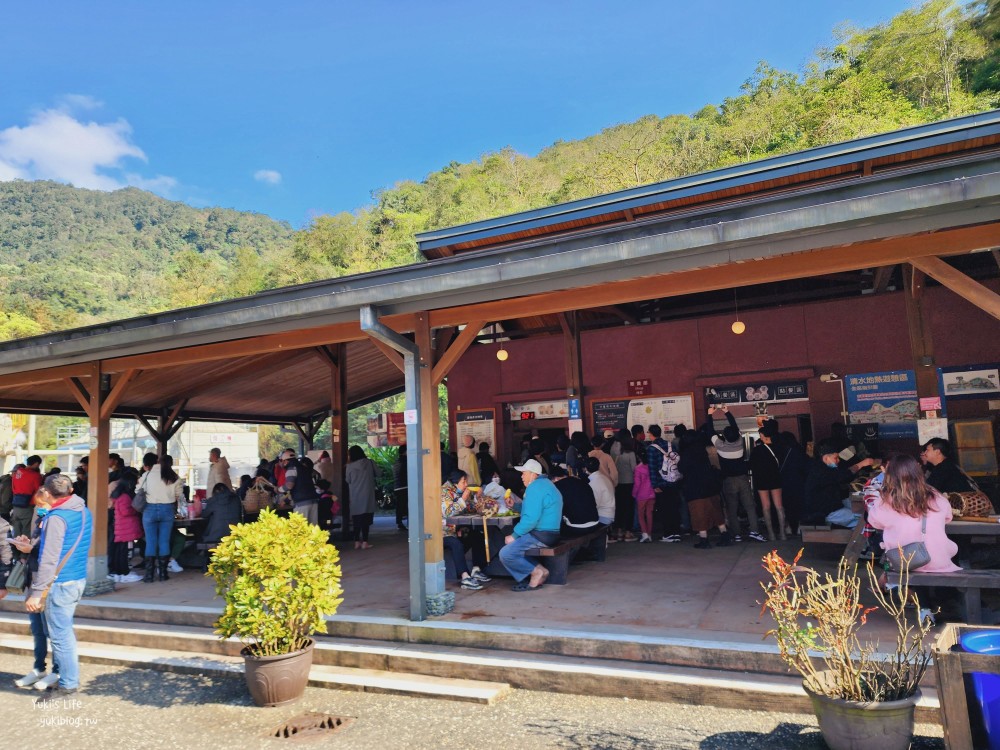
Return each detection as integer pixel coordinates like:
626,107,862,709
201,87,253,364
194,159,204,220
867,454,960,573
632,451,656,543
109,468,145,583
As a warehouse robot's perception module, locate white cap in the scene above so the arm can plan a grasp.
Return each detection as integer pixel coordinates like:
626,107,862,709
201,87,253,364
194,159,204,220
514,458,544,475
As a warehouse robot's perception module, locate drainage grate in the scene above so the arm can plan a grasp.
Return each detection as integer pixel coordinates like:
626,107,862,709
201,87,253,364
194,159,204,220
269,713,354,741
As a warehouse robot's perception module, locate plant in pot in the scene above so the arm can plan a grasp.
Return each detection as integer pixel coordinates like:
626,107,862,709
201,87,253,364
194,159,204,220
209,508,343,707
760,550,933,750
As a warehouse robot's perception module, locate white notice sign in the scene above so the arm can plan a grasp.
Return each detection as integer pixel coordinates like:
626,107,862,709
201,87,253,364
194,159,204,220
917,418,949,445
403,410,418,425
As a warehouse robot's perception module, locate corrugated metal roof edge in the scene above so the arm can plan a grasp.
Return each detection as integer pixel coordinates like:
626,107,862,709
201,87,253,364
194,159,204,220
415,110,1000,251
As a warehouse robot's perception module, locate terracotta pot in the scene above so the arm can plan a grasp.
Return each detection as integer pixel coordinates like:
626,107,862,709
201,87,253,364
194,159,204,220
241,640,314,707
803,674,919,750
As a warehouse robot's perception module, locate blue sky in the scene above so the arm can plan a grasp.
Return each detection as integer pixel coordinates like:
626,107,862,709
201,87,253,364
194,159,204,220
0,0,912,228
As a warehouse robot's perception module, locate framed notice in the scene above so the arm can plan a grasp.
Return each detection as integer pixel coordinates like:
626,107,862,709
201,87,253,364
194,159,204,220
941,364,1000,399
588,394,695,436
455,409,496,454
845,371,919,438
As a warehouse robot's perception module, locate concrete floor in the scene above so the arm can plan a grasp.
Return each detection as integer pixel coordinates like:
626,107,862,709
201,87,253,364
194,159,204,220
73,516,933,648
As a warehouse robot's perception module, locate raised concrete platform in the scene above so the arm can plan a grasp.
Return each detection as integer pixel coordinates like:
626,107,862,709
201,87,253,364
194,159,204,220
0,518,950,721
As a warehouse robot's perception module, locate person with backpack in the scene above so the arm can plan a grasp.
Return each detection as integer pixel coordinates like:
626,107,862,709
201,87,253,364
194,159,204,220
11,456,43,540
646,425,683,543
0,470,13,521
708,405,764,543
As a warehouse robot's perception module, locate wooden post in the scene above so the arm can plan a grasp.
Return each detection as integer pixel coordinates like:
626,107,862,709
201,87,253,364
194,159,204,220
902,264,942,415
329,344,350,540
81,363,113,594
415,312,444,591
559,311,584,399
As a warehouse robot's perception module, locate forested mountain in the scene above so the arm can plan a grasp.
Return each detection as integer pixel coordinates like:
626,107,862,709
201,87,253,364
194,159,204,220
1,0,998,343
0,180,294,338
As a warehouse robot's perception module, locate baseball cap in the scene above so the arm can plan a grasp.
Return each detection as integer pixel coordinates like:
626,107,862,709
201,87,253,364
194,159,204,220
514,458,544,475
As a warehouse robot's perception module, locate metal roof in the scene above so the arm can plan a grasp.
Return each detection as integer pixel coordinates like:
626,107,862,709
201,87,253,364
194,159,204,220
415,110,1000,255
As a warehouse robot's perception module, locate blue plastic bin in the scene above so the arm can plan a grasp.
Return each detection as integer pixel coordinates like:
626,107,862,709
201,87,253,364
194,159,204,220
960,630,1000,750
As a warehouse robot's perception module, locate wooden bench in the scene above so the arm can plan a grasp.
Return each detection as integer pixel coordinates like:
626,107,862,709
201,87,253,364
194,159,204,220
196,542,218,571
886,569,1000,624
524,525,609,585
800,522,869,566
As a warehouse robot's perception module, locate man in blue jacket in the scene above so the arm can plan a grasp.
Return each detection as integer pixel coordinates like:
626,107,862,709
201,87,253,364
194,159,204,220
499,459,562,591
22,474,92,695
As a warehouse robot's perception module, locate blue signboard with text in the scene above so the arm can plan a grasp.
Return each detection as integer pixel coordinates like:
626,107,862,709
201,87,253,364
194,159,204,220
845,371,919,438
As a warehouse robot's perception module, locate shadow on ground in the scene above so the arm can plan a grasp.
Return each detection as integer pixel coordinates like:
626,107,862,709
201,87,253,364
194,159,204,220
81,663,252,707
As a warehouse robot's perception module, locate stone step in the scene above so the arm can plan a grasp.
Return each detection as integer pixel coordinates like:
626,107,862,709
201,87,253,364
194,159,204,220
0,633,509,705
0,613,941,722
0,597,795,675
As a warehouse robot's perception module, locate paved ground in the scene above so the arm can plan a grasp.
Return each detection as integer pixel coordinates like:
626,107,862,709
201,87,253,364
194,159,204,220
0,654,944,750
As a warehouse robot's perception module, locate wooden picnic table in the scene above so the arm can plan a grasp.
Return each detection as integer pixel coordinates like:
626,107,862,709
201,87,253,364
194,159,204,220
446,513,520,529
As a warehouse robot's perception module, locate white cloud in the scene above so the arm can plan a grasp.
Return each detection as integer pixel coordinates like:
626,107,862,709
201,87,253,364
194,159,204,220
254,169,282,185
0,100,177,197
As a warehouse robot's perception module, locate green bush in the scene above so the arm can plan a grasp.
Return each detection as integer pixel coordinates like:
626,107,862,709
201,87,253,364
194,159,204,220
208,508,343,657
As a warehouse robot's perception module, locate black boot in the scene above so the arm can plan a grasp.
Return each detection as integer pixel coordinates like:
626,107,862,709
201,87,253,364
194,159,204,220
157,556,169,582
143,556,155,583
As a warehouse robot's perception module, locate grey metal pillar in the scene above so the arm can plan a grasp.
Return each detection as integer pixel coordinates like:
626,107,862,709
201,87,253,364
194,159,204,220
360,305,427,621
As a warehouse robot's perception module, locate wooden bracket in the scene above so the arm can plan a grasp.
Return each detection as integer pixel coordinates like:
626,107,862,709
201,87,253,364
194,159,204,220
431,320,486,386
100,368,140,421
909,255,1000,322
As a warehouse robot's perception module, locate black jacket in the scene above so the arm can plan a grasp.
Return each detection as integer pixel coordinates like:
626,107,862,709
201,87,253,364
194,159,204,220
555,476,599,537
202,490,243,544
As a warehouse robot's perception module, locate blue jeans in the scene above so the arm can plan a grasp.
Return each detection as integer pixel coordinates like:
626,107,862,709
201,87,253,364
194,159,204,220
43,578,85,689
143,503,174,556
29,611,55,673
498,533,551,582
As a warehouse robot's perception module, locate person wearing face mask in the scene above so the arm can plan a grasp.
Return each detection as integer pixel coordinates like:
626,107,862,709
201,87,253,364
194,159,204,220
802,439,875,528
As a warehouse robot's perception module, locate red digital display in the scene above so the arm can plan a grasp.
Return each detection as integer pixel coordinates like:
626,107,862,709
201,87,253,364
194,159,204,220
520,411,536,420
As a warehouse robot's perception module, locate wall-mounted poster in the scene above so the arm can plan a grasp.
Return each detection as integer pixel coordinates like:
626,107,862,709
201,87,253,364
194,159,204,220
455,409,496,454
589,394,695,436
845,371,919,438
941,365,1000,398
386,412,406,446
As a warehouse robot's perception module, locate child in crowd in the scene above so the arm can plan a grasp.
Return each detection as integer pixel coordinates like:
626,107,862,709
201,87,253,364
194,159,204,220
632,450,656,543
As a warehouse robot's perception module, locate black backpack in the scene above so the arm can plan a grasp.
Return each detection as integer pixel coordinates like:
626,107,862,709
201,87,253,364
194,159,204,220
0,473,12,520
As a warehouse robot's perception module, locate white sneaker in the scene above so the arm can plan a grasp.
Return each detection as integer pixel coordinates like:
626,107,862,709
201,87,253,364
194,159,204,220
167,559,183,573
118,572,143,583
106,573,119,581
34,673,61,691
14,668,46,688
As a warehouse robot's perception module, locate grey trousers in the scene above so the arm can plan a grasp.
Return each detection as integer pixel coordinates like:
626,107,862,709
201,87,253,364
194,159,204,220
293,502,319,525
721,475,758,535
11,505,33,540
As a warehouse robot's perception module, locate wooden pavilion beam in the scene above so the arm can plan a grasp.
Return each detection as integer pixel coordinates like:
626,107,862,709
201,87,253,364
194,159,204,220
902,263,940,409
558,312,583,399
426,224,1000,328
909,255,1000,322
0,363,93,390
103,319,378,373
431,320,486,386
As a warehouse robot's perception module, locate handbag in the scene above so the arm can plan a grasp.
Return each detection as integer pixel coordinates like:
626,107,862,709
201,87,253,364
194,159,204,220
132,472,148,513
883,515,931,572
4,558,28,594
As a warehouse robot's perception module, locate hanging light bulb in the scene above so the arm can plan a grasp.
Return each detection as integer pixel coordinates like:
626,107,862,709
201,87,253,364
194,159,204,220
496,341,508,361
731,289,746,335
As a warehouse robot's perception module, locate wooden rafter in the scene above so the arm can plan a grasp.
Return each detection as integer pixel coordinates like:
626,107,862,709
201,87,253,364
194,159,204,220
909,255,1000,322
431,320,486,386
0,364,92,390
992,249,1000,272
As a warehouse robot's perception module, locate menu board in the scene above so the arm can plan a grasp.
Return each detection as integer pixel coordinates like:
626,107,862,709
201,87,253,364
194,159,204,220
705,379,808,404
589,394,695,435
455,409,496,453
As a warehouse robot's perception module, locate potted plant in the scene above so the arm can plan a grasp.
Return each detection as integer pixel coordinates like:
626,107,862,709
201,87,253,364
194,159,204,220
208,508,343,706
760,550,933,750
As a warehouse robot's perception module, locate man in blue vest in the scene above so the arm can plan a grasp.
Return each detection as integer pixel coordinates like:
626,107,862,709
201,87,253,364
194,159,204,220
23,474,92,695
